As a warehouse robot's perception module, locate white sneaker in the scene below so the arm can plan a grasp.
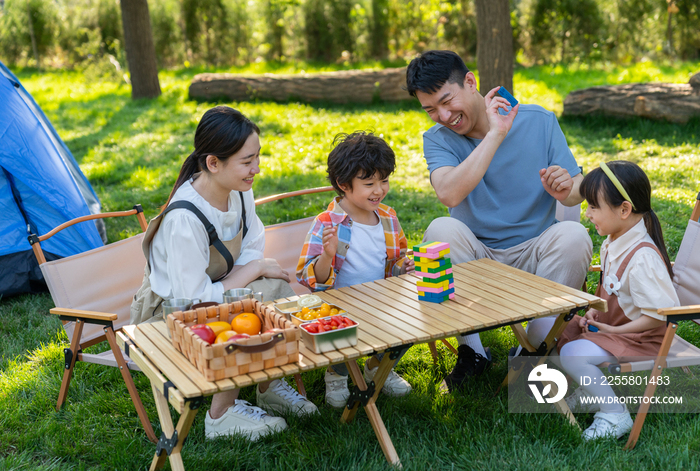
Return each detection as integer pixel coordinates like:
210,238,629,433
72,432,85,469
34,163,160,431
204,400,286,440
582,408,634,441
324,369,350,408
564,386,601,413
364,364,412,397
256,379,318,416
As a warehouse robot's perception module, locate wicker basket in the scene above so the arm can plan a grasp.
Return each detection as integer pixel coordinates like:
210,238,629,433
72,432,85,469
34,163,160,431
166,298,299,381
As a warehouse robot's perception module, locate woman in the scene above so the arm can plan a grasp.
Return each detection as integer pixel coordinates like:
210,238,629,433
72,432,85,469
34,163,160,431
131,106,316,441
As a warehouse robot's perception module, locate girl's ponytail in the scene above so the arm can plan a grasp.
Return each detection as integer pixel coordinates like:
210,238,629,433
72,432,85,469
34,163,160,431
163,151,202,210
644,209,673,278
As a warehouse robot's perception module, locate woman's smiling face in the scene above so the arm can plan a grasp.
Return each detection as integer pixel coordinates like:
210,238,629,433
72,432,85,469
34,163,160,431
217,132,261,192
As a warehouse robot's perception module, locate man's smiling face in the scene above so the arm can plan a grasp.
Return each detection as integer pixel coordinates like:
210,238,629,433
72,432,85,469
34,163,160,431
415,73,480,136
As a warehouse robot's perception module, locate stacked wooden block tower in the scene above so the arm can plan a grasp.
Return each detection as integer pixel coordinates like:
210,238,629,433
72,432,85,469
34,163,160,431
414,241,454,303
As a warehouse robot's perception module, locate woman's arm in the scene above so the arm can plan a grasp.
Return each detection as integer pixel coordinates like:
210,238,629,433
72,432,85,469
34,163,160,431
220,259,289,291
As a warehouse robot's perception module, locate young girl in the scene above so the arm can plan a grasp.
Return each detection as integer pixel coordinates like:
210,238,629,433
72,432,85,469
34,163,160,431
131,106,316,441
556,160,679,440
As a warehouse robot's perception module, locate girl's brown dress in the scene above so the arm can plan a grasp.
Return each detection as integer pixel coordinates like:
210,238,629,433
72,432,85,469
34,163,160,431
557,242,667,359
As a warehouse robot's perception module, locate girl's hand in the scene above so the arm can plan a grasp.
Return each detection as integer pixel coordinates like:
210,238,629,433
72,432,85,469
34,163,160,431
586,319,616,334
579,311,599,332
322,225,339,259
400,257,415,275
257,258,290,282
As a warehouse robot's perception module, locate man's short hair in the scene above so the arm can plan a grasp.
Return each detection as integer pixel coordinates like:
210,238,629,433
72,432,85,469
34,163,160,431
327,131,395,196
406,50,470,97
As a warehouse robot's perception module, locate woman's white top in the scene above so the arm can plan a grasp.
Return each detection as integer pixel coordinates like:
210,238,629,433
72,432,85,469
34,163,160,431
148,180,265,303
334,219,386,289
599,218,679,321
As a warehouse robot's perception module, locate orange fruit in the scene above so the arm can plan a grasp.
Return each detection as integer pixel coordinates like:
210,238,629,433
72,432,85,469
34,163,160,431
207,321,233,337
215,330,240,344
231,312,262,336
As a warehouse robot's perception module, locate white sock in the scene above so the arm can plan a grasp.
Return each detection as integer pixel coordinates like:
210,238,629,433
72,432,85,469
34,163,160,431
458,333,487,357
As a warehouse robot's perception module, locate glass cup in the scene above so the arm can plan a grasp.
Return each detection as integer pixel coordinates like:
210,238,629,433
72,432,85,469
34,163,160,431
162,297,200,315
223,288,263,304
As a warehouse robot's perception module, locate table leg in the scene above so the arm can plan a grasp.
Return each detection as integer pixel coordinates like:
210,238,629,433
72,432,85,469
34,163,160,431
293,373,307,397
149,384,199,471
501,309,576,389
341,356,402,467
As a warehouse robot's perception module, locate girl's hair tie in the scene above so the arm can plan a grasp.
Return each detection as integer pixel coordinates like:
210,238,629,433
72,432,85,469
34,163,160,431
599,162,637,210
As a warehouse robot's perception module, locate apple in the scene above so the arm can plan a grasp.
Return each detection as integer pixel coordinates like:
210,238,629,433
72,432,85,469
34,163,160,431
228,333,250,342
190,324,216,345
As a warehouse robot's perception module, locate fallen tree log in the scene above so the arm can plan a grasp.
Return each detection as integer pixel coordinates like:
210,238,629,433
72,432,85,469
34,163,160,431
563,82,700,124
188,67,412,104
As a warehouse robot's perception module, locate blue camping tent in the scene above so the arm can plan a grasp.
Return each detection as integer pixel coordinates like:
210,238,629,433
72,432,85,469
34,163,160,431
0,61,105,297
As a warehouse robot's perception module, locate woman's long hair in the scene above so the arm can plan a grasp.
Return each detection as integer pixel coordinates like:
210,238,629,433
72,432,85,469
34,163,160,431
164,106,260,208
580,160,673,278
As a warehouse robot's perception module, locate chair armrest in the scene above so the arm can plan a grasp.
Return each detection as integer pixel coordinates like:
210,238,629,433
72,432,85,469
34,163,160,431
50,307,118,322
659,304,700,323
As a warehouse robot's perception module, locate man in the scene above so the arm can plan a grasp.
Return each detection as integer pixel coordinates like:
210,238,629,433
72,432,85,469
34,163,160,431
406,50,592,391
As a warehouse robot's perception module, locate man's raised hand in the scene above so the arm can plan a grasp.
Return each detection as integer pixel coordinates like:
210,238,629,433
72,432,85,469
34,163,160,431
484,86,519,138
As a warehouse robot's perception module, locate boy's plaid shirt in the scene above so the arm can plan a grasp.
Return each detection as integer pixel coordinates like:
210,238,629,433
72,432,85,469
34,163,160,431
296,196,408,291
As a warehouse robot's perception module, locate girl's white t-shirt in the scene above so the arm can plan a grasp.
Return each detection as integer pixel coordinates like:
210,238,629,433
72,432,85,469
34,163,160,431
148,180,265,303
334,219,386,289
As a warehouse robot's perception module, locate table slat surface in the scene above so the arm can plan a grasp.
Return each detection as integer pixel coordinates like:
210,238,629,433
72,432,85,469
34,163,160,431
126,260,603,397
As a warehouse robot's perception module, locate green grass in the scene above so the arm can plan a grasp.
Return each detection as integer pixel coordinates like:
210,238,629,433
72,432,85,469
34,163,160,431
2,60,700,470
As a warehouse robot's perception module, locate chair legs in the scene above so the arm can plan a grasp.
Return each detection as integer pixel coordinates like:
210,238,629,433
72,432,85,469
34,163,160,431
55,320,157,444
56,320,85,410
624,322,678,450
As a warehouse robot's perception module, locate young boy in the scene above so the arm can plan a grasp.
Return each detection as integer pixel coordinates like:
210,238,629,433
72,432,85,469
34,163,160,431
296,131,415,408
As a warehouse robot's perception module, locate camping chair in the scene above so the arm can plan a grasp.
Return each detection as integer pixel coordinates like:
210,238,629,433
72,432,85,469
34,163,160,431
29,205,157,443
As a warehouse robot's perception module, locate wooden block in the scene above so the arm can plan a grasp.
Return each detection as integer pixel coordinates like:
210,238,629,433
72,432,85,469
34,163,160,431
414,259,452,272
421,273,453,284
413,241,449,253
417,282,455,294
417,279,451,289
416,268,452,279
418,287,455,298
413,248,450,260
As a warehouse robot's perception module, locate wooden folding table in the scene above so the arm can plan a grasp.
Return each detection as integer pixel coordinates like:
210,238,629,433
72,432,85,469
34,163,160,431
116,259,605,470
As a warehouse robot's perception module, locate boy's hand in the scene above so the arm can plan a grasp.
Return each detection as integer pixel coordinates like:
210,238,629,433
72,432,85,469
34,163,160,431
540,165,574,202
321,225,339,259
400,257,415,275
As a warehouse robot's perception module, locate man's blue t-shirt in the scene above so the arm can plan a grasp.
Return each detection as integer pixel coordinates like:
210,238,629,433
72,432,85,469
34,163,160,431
423,104,580,250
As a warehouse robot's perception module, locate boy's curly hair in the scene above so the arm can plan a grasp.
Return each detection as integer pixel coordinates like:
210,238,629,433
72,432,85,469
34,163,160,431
327,131,395,196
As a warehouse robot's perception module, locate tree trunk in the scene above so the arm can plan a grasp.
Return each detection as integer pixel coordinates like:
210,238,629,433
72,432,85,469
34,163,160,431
120,0,161,99
370,0,389,59
188,68,411,104
27,3,40,68
474,0,513,94
563,83,700,124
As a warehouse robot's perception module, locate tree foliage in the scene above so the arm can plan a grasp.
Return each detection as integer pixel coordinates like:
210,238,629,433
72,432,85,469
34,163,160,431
0,0,698,70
